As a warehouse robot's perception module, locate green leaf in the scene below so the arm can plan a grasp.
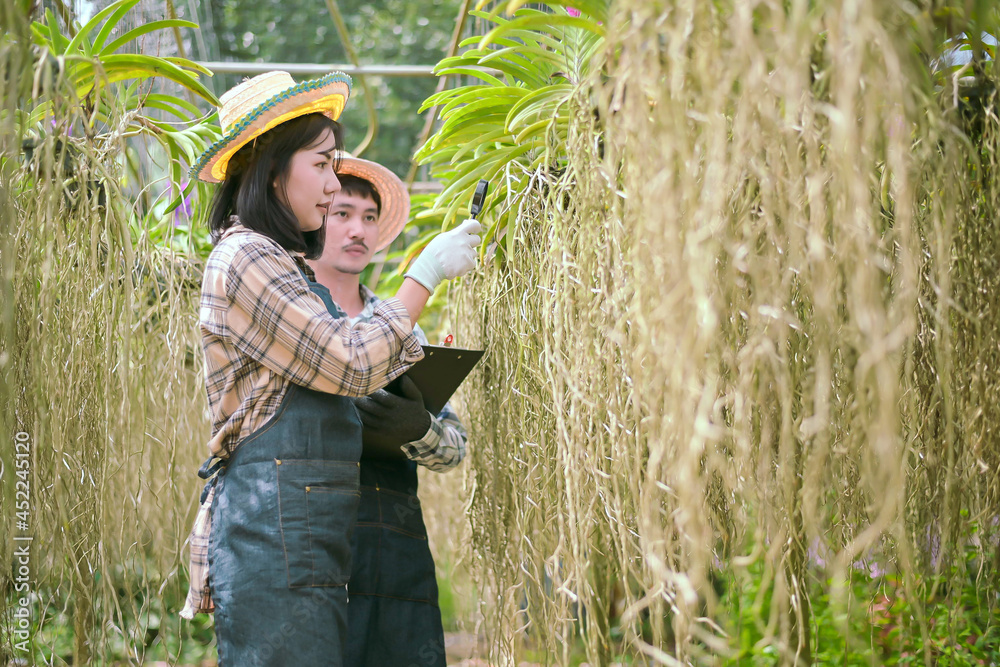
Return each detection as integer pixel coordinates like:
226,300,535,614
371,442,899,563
163,57,214,77
451,128,511,163
29,22,49,47
101,20,199,56
505,84,574,131
65,0,141,55
437,142,538,213
478,49,552,88
480,29,560,53
469,8,511,28
466,50,551,86
431,112,510,151
554,0,610,23
455,34,488,51
132,93,205,120
44,9,70,54
439,87,527,119
431,66,506,88
163,166,195,215
424,129,512,158
480,15,605,50
481,43,568,72
514,117,560,144
432,106,509,137
419,85,487,112
92,0,144,52
433,50,487,72
75,54,217,104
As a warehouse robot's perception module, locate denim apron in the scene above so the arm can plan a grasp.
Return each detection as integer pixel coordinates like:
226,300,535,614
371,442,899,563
207,274,363,667
344,452,447,665
308,283,446,666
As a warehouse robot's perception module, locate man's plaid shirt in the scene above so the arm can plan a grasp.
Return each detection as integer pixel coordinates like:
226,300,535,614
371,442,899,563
181,223,423,619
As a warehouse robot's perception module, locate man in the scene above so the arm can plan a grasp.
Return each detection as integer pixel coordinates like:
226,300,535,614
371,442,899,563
307,153,466,667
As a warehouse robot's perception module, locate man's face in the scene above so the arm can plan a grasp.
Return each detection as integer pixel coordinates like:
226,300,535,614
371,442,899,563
316,190,380,275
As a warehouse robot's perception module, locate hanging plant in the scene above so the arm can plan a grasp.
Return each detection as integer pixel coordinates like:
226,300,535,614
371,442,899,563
399,2,605,275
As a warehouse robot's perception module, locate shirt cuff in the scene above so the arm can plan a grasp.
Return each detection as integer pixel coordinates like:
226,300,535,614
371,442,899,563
402,416,443,460
371,297,424,367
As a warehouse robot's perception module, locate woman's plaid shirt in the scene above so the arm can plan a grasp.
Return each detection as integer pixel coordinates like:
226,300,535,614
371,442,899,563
181,224,423,618
200,225,423,457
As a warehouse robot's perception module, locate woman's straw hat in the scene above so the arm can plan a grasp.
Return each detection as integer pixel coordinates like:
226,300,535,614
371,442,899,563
191,70,352,183
334,152,410,252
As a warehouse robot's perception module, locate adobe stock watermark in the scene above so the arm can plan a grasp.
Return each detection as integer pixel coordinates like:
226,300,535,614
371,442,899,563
10,431,34,656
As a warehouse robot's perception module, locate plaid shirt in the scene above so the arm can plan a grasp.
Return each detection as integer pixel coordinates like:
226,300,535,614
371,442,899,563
181,224,423,619
351,285,467,472
200,225,423,457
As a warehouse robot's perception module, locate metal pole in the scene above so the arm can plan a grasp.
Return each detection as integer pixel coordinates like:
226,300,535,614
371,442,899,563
194,61,439,77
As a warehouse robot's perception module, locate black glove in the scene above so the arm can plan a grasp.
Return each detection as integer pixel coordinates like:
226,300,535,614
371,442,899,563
354,376,432,460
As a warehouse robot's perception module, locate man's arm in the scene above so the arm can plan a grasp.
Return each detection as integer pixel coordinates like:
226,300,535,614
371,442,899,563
399,324,468,471
399,400,467,472
352,321,469,470
353,373,469,470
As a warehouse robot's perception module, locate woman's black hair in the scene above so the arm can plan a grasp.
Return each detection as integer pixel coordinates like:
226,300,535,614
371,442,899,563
207,113,343,259
336,174,382,216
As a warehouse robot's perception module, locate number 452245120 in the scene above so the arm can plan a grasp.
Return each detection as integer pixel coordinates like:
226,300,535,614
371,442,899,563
15,433,30,522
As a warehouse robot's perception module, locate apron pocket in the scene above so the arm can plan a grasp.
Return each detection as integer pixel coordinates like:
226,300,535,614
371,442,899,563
376,487,428,539
275,459,360,588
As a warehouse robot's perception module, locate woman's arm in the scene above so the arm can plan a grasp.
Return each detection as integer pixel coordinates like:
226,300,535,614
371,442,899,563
214,235,423,397
394,277,432,327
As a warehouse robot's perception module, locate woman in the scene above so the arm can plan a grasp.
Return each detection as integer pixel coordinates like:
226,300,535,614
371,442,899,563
179,71,480,666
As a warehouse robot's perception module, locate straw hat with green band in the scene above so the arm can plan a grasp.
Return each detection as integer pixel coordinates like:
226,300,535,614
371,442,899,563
332,151,410,252
191,70,352,183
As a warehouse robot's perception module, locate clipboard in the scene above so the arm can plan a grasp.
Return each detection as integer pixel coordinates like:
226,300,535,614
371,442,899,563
387,345,484,415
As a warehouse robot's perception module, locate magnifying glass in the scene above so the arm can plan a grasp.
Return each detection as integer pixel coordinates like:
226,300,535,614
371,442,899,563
470,179,489,218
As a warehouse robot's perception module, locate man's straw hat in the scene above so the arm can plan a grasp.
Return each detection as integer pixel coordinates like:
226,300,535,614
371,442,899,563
334,152,410,252
191,70,352,183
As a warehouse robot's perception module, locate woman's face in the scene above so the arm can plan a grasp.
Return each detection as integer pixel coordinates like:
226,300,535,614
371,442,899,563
275,128,341,232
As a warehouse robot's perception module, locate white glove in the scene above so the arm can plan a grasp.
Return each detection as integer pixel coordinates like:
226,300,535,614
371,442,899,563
405,219,482,292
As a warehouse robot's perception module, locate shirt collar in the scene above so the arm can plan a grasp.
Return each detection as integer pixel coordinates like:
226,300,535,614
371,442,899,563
348,284,381,325
359,284,378,306
220,219,312,275
219,217,246,241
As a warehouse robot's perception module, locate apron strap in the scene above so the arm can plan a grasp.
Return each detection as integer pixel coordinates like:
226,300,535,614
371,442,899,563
197,456,228,504
198,455,227,480
292,255,316,282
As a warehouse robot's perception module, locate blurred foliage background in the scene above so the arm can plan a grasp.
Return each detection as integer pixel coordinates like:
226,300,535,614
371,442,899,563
3,0,1000,665
195,0,459,174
